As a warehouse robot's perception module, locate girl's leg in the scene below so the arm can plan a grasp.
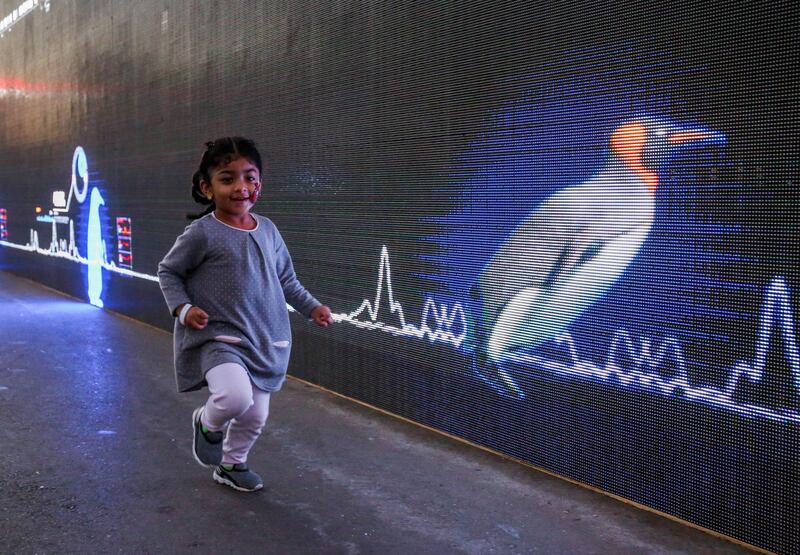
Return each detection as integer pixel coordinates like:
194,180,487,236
202,363,255,432
222,383,270,465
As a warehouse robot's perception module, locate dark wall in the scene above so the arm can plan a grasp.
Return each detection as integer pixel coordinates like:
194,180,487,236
0,1,797,552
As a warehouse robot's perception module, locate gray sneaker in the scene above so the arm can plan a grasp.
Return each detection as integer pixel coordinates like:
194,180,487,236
192,406,223,468
213,464,263,492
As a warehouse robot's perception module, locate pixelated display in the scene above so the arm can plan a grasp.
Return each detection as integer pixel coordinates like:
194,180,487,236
0,1,797,552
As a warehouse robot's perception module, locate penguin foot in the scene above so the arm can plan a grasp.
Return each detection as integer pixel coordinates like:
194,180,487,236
472,349,525,400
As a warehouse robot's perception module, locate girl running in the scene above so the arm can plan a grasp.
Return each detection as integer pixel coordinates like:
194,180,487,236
158,137,333,492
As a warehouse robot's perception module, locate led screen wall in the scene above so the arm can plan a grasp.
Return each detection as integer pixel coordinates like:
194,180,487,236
0,1,797,552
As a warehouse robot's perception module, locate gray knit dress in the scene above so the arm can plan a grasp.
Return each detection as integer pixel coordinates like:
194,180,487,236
157,213,320,393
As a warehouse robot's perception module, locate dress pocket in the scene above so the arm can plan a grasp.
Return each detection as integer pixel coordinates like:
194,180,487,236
214,335,243,344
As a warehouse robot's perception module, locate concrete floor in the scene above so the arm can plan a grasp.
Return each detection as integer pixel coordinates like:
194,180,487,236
0,270,757,555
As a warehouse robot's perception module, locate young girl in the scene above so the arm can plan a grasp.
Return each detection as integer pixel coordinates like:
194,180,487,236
158,137,333,492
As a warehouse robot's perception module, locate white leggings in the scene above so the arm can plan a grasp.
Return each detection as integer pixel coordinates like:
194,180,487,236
200,363,271,465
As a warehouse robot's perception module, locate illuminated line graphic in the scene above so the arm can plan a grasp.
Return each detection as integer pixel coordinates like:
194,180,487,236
56,146,89,212
2,204,797,421
3,212,465,343
726,277,800,395
331,245,467,347
0,146,158,287
0,222,158,283
499,275,799,423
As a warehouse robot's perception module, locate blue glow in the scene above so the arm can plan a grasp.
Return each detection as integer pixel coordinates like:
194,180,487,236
426,48,697,318
86,186,106,307
418,45,798,424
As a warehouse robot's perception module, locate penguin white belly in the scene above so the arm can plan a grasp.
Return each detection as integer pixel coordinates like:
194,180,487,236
487,223,650,361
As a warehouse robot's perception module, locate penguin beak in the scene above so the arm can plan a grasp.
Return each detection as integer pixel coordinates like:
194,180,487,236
668,128,726,145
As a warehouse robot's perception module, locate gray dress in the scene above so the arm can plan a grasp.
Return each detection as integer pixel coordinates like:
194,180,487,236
157,213,320,393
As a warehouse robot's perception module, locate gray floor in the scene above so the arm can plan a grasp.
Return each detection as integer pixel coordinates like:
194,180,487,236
0,271,756,555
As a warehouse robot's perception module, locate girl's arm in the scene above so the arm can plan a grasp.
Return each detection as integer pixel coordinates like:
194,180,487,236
157,222,207,317
273,227,322,319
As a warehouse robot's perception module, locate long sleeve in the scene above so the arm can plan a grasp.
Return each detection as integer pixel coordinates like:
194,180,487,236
273,227,320,318
157,222,207,315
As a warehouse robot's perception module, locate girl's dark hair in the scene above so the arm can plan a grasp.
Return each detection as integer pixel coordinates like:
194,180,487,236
189,136,264,219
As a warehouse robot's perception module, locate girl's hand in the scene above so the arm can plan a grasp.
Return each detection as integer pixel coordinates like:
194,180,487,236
310,305,334,327
185,306,210,330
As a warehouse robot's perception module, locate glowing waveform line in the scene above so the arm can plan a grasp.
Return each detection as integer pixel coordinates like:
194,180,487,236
0,221,159,282
726,276,800,393
331,245,467,348
1,229,466,347
502,276,800,423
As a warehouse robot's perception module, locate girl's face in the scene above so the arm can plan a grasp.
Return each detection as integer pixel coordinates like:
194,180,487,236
200,156,261,218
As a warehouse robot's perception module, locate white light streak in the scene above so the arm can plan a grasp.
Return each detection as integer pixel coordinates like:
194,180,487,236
1,227,466,348
501,276,800,423
0,222,159,282
331,245,467,347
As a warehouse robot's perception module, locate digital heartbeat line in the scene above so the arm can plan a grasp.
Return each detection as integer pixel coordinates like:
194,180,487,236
330,245,467,347
500,276,800,423
0,220,159,282
0,221,466,345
